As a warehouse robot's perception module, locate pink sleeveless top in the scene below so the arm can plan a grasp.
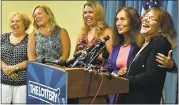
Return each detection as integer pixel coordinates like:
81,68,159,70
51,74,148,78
116,45,131,70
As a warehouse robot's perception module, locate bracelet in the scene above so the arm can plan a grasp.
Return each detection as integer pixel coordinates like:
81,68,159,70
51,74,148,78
15,65,19,72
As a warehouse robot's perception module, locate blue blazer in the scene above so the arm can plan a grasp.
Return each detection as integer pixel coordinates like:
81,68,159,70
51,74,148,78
108,44,138,74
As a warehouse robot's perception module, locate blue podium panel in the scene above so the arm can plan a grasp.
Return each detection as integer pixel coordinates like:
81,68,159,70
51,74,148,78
27,62,67,104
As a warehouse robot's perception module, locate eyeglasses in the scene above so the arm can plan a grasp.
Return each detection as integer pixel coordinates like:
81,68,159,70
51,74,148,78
143,15,158,22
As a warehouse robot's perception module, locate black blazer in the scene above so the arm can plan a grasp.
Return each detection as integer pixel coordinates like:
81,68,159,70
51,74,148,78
118,35,171,104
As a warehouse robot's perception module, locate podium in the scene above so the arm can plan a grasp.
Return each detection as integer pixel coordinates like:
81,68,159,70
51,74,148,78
27,62,129,104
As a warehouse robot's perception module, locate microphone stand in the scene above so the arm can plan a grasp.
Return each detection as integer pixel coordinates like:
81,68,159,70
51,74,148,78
88,45,105,65
85,45,105,75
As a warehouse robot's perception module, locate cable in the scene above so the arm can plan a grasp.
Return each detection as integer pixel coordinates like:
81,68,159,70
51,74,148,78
86,72,93,97
91,74,104,104
115,94,119,104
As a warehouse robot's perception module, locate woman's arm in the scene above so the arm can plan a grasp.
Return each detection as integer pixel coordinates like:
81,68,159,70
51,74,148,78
98,27,114,60
0,59,7,70
1,59,19,80
73,34,82,55
3,60,28,75
59,28,71,61
103,27,113,54
28,33,36,61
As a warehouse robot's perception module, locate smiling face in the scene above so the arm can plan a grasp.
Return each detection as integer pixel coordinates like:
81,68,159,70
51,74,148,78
33,7,49,27
83,5,96,27
10,14,25,34
140,10,160,37
116,10,130,35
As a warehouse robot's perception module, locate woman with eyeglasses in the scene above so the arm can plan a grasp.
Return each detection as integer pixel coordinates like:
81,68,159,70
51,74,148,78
115,7,177,104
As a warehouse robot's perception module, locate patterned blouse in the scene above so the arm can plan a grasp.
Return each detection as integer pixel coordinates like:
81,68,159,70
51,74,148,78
35,27,62,60
1,32,28,86
75,35,97,52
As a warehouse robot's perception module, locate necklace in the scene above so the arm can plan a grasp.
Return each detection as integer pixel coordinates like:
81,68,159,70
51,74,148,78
122,43,129,47
142,41,149,47
10,33,26,45
134,41,149,59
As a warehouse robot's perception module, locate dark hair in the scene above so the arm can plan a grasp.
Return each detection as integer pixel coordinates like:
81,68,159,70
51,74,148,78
113,7,141,46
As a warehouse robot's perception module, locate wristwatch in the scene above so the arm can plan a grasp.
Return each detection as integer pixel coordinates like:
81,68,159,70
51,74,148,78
15,65,19,72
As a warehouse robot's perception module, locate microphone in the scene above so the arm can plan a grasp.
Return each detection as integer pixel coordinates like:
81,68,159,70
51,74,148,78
70,45,95,68
86,35,110,65
89,35,110,54
73,45,95,58
66,57,76,67
96,35,110,47
35,58,46,63
74,51,82,58
66,45,94,67
101,47,109,66
35,58,66,66
102,47,109,60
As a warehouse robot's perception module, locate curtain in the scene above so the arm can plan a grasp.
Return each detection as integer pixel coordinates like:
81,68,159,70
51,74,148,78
162,1,178,104
98,0,178,104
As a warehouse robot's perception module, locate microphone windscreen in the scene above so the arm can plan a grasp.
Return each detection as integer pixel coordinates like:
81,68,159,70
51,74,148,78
35,58,46,63
102,48,109,60
104,35,110,41
74,51,82,58
58,60,66,66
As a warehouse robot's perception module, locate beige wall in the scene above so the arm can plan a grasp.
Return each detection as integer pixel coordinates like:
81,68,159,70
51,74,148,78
2,1,87,59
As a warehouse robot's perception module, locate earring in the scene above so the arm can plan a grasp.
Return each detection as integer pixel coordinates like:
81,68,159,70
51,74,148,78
158,28,162,33
48,28,51,33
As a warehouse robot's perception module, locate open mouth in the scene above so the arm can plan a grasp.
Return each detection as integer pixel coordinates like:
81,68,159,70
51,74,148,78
13,26,19,30
143,24,150,28
142,22,150,30
117,27,123,31
86,17,92,23
36,18,42,23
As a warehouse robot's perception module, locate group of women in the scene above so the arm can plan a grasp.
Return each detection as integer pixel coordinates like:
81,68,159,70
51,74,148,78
1,1,177,104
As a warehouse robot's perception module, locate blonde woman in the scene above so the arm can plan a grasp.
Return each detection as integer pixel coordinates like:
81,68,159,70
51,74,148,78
28,5,71,62
74,1,113,62
1,12,31,104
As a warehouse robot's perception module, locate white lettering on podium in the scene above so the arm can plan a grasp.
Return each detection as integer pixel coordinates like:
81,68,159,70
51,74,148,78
29,81,60,104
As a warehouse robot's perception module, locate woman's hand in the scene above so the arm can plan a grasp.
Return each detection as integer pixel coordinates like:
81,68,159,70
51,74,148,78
111,68,127,78
156,50,174,68
117,68,127,76
8,73,18,80
3,66,16,76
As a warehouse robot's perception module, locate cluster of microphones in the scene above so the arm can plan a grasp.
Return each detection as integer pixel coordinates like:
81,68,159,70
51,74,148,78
35,35,110,67
35,35,113,78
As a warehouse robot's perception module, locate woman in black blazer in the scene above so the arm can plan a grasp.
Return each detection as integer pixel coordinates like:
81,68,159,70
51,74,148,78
117,7,177,104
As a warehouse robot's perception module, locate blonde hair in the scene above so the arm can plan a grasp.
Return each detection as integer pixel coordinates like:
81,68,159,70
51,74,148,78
143,7,176,49
81,1,108,39
8,11,31,31
32,4,59,34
